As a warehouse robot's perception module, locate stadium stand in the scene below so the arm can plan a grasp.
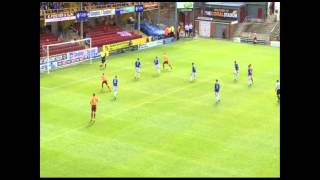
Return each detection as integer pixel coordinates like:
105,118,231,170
40,2,64,10
139,22,164,38
75,23,142,48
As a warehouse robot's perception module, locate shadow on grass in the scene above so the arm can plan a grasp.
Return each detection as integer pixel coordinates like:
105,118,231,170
132,78,140,82
86,120,95,128
214,100,221,106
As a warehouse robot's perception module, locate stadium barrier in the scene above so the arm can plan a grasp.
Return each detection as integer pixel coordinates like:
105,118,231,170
138,39,163,50
233,37,241,43
131,37,148,46
102,38,147,55
102,37,176,54
270,41,280,48
40,36,178,72
103,41,130,52
163,37,175,44
40,47,100,73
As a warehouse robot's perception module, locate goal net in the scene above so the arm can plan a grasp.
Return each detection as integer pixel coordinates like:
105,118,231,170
40,38,99,74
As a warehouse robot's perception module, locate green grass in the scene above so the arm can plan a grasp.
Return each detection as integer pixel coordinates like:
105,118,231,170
40,38,280,177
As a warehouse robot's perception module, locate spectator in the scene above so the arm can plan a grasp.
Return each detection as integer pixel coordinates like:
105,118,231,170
253,33,257,44
176,28,180,40
188,23,193,37
184,23,189,37
164,26,169,37
167,26,172,37
222,28,226,39
171,26,175,37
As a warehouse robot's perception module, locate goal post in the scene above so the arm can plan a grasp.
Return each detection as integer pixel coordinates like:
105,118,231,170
40,38,99,74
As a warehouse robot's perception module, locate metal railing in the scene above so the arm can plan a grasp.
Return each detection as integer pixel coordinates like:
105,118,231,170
244,16,265,23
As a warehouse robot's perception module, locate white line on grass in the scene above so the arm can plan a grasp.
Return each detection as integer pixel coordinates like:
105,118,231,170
41,80,210,144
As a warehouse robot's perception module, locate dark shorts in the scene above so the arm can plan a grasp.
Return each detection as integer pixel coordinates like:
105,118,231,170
253,38,257,44
101,57,106,63
102,80,108,85
163,61,169,65
91,105,96,112
277,89,280,95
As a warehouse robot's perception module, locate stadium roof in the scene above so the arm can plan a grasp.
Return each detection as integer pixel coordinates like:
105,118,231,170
205,2,245,7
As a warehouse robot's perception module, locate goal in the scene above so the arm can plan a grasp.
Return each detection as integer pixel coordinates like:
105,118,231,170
40,38,98,74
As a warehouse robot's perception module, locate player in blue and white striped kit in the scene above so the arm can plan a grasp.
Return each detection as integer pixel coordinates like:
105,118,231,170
135,58,141,79
154,56,160,74
214,80,221,103
248,64,253,86
234,61,239,81
190,63,196,82
113,75,118,99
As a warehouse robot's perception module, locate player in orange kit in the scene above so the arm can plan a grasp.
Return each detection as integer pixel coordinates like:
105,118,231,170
163,53,173,70
90,93,98,122
101,73,111,92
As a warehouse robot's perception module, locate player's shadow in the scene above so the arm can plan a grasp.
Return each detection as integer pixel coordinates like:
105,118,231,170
162,69,172,73
86,121,95,128
132,78,140,82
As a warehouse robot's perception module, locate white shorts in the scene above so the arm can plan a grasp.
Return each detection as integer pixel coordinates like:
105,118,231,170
192,72,196,76
248,75,252,80
155,64,160,69
215,92,219,97
113,86,118,92
136,67,140,73
234,70,239,74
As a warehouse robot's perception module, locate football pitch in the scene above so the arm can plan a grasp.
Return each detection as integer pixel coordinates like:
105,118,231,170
40,38,280,177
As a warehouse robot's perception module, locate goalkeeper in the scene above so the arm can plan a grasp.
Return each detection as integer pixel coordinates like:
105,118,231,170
100,50,109,70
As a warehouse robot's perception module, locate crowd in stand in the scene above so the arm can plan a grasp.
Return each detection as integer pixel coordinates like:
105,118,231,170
40,2,64,10
83,2,115,7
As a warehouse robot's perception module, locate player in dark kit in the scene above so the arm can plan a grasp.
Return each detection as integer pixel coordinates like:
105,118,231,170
190,62,196,82
100,51,109,69
154,56,160,74
113,75,119,99
100,51,107,70
234,61,239,81
214,80,221,103
135,58,141,79
248,64,253,86
275,80,280,102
